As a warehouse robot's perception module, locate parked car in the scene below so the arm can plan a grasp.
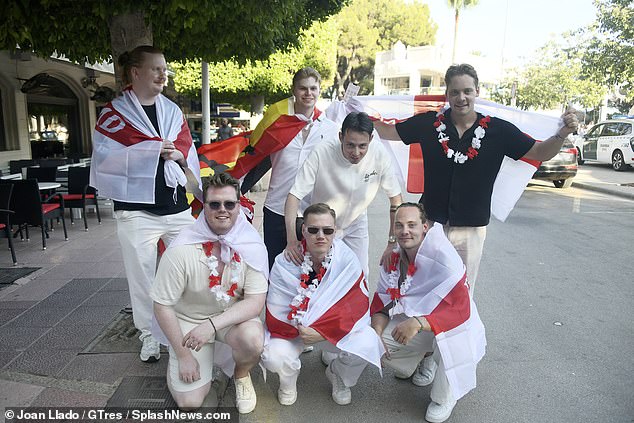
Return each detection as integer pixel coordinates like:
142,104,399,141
574,119,634,171
190,130,202,149
532,139,578,188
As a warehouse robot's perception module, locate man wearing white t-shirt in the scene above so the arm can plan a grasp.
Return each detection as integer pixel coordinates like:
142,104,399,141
284,112,402,275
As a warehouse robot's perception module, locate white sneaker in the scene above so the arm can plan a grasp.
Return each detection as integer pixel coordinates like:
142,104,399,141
425,399,457,423
321,350,338,366
139,334,160,362
325,365,351,405
235,374,257,414
277,388,297,406
413,355,437,387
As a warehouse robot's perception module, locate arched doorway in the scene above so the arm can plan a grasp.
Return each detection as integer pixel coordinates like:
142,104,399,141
21,73,83,160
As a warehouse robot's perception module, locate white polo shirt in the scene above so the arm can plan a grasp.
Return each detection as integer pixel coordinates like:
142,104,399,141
264,108,339,216
290,137,401,230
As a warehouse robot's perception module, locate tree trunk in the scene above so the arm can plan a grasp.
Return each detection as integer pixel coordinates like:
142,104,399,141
452,9,459,64
250,94,265,115
108,11,153,93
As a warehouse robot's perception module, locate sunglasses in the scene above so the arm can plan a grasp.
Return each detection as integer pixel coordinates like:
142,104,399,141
306,226,335,235
206,201,238,211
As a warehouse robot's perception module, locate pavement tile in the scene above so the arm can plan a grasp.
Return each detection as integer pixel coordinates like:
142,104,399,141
0,308,30,326
0,278,72,302
29,387,109,407
5,305,75,328
6,350,78,376
57,306,122,327
125,355,169,377
83,290,130,307
77,261,126,278
0,325,50,352
99,278,129,292
30,324,104,351
38,262,96,280
0,350,21,368
0,380,46,412
57,353,137,384
36,291,95,309
0,300,38,309
57,278,112,293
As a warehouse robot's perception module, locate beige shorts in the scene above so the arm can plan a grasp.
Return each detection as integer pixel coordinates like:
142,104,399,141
168,317,261,392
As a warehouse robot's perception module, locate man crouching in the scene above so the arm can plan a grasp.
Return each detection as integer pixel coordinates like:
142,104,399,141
151,173,269,413
262,202,384,406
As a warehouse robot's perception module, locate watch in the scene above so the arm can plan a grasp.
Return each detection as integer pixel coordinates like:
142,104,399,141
388,235,396,243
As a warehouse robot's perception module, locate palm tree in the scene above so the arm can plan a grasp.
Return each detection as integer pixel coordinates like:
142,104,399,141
447,0,479,63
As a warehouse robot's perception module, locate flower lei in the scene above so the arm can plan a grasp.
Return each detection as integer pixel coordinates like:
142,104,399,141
202,241,241,308
434,112,491,164
287,243,333,324
386,247,416,313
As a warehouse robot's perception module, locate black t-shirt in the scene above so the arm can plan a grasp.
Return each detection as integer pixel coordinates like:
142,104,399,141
396,109,535,226
113,104,189,216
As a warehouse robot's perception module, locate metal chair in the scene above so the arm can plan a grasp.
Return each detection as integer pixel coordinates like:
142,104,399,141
59,166,101,231
0,184,17,265
5,179,68,250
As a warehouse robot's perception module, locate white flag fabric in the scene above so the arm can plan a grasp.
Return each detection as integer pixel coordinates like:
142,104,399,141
90,88,200,203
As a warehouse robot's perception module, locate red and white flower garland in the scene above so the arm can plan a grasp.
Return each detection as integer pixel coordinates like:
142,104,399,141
386,247,417,317
203,241,241,308
287,243,333,325
434,112,491,164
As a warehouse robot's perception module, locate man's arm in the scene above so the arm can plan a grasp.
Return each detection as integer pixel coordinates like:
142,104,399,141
380,194,403,271
374,121,402,141
284,193,303,265
391,315,431,346
154,303,200,384
523,108,579,161
371,312,391,358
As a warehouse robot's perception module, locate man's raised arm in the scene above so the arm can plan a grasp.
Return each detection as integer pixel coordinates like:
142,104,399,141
374,121,402,141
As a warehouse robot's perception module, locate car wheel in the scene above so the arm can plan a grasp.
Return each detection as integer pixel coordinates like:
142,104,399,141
553,179,573,189
576,148,584,165
612,150,626,171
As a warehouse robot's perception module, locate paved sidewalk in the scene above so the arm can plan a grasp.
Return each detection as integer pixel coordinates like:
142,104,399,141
0,170,632,422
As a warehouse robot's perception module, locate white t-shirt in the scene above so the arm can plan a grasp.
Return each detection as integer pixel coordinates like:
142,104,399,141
151,243,268,324
264,108,339,215
290,137,401,230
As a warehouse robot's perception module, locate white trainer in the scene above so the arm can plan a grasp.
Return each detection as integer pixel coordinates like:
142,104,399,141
413,355,438,387
325,365,351,405
139,334,160,362
321,350,338,366
235,374,257,414
425,399,457,423
277,388,298,406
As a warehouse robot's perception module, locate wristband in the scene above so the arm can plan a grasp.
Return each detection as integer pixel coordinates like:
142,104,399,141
208,317,217,333
413,316,425,332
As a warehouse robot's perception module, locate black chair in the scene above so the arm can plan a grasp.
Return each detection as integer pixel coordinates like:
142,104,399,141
26,166,58,182
6,179,68,250
59,167,101,231
9,159,37,175
0,184,17,265
39,158,69,167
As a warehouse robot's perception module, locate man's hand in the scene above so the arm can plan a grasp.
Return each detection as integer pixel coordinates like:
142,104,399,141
391,317,424,345
177,351,200,384
182,320,215,352
559,107,579,138
298,325,324,345
161,140,186,165
284,239,304,266
380,243,395,272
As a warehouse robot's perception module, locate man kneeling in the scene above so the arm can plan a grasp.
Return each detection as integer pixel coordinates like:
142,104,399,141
152,173,269,413
262,203,384,406
371,203,486,423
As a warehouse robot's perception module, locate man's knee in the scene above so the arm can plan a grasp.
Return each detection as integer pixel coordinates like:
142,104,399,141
231,323,264,357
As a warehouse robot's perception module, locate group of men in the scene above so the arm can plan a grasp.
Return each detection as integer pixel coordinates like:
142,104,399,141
91,46,578,422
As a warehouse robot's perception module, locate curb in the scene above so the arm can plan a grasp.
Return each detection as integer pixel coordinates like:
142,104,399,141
571,181,634,200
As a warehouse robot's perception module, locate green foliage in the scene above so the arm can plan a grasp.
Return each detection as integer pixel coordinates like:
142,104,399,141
579,0,634,98
0,0,344,63
333,0,437,96
171,19,338,111
491,38,607,111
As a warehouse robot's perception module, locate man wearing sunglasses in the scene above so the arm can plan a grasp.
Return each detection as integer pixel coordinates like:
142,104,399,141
263,203,384,406
151,173,268,414
284,112,402,276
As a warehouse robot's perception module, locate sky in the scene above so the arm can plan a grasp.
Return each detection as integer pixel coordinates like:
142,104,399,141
421,0,598,64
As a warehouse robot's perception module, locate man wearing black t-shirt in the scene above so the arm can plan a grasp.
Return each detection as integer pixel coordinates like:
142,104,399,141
91,46,199,363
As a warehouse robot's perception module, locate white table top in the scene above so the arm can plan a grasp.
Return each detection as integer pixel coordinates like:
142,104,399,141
38,182,61,190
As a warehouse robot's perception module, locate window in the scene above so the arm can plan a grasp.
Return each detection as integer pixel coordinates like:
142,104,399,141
602,123,621,136
617,123,632,135
587,124,603,137
381,77,409,94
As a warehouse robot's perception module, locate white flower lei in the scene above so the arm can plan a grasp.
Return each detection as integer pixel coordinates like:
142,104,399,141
386,246,416,317
204,242,241,309
287,247,333,325
435,111,489,164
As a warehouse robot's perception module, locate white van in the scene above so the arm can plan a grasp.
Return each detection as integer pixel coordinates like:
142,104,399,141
575,119,634,171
